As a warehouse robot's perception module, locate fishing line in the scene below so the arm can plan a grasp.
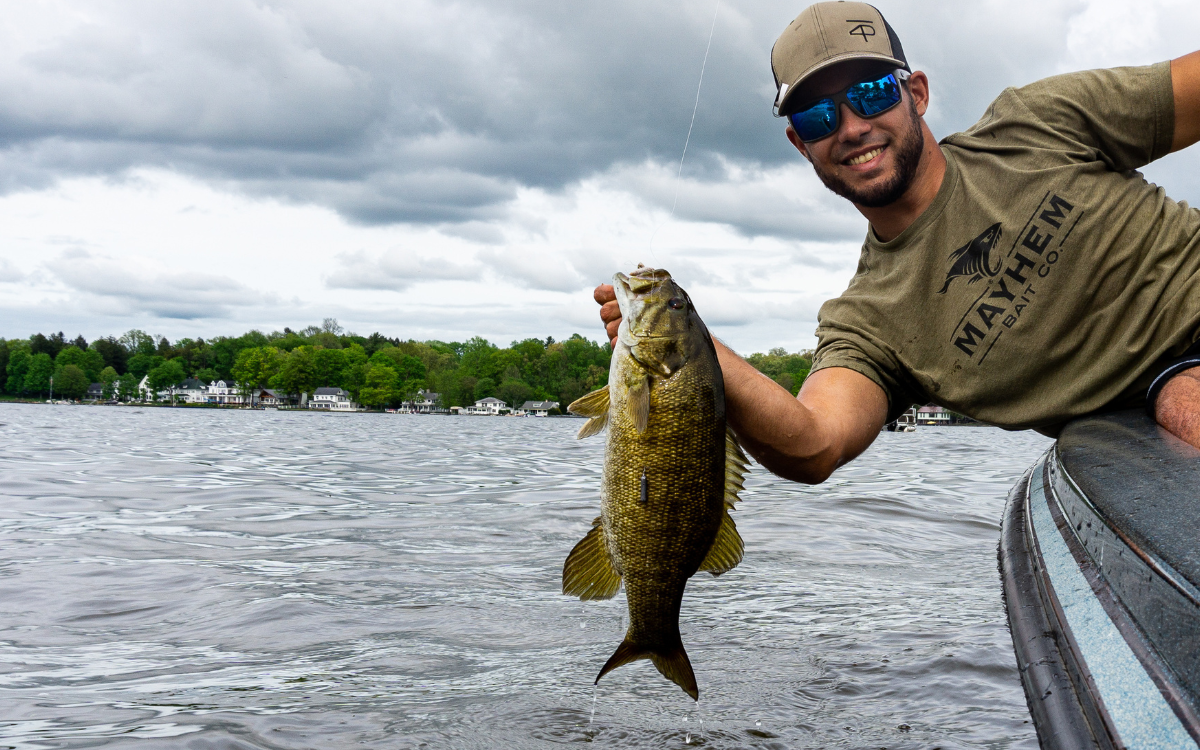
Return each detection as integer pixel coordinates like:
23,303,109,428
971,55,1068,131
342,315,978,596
647,0,722,258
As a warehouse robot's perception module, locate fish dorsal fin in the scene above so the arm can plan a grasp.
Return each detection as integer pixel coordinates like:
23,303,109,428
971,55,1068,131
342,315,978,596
568,386,610,439
698,510,744,576
724,426,749,510
562,517,622,600
628,377,649,433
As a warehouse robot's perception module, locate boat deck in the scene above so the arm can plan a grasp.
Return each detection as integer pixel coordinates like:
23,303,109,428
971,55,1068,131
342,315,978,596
1001,410,1200,749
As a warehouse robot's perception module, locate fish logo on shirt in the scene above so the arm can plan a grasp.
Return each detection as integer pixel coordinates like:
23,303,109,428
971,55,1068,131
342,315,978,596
937,223,1004,294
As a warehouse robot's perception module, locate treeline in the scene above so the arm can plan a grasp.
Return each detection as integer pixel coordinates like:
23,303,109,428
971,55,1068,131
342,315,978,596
746,347,812,395
0,321,611,409
0,322,812,407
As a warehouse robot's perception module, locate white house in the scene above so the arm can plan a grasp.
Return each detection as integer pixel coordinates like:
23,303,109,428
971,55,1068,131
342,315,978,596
403,390,443,414
310,387,360,411
518,400,559,417
916,404,952,425
471,396,507,415
206,380,245,406
177,378,208,404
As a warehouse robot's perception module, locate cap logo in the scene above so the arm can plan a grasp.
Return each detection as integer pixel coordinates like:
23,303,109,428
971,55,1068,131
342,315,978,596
846,19,876,42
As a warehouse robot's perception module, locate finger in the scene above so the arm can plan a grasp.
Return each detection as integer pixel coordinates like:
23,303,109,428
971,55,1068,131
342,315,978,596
599,300,621,324
606,318,620,343
594,284,616,305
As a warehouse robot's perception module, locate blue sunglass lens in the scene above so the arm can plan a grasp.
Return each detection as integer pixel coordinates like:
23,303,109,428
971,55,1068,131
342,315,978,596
846,74,902,117
789,99,838,142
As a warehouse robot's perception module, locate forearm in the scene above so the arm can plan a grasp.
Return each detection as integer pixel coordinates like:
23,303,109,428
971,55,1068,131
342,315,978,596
715,340,882,484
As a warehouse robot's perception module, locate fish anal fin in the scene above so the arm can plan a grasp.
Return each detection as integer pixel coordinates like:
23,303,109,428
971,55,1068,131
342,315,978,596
568,386,610,418
576,415,608,439
628,377,649,433
562,518,621,600
595,637,698,701
699,510,744,576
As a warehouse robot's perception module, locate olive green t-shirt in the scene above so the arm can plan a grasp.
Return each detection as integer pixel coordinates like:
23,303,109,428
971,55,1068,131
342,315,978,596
811,62,1200,435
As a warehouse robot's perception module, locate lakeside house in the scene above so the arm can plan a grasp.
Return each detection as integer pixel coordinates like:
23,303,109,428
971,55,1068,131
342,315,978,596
471,396,507,415
916,404,952,425
310,387,360,411
517,400,559,417
87,383,104,400
402,390,443,414
206,380,245,406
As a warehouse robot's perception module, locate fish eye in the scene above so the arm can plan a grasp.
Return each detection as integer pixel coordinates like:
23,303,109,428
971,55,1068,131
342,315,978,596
667,297,685,310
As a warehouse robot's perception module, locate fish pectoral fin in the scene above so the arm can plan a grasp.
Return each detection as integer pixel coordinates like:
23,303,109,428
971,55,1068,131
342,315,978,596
596,638,698,701
568,385,609,417
698,510,744,576
628,377,649,433
724,427,750,510
569,386,610,439
562,517,622,600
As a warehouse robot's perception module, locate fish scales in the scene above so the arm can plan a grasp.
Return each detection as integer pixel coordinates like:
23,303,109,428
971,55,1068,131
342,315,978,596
564,266,749,701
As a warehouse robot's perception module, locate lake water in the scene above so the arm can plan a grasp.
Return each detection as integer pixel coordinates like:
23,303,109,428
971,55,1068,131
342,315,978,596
0,403,1052,749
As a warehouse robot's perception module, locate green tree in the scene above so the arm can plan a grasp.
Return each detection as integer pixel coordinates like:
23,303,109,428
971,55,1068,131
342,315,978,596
117,373,140,402
147,360,186,403
99,366,119,399
0,339,9,393
313,347,346,388
474,376,496,400
55,346,106,382
6,349,31,394
338,345,369,400
232,346,284,405
25,353,54,396
358,363,399,409
127,352,164,379
497,378,533,409
274,346,318,402
91,336,129,374
56,364,89,400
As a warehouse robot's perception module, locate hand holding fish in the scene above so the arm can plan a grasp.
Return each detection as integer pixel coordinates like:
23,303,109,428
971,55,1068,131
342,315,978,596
593,283,621,350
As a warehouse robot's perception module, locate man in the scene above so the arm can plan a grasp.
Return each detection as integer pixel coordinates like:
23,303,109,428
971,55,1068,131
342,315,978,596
594,2,1200,482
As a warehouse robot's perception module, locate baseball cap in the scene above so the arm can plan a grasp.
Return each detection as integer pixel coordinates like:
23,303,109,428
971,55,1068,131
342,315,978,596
771,2,909,117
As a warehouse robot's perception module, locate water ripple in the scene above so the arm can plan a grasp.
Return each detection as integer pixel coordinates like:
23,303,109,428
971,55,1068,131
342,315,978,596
0,403,1048,748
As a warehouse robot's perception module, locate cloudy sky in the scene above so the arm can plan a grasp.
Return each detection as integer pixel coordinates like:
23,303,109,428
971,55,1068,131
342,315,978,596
1,0,1197,353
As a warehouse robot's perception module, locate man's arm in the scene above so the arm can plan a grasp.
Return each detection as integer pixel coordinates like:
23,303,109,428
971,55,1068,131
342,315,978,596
596,284,888,484
1171,51,1200,153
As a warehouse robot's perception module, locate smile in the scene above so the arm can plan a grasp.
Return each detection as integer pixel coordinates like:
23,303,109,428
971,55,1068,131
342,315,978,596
846,147,884,166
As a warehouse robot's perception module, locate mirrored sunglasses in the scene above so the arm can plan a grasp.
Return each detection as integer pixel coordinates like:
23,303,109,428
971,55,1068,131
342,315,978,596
787,71,908,143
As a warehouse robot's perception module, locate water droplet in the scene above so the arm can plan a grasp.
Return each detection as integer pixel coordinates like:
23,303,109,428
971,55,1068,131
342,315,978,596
685,732,692,744
579,622,585,629
590,684,598,725
755,720,762,727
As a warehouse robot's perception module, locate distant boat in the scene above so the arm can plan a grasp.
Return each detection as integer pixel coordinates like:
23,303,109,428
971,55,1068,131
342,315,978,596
1000,410,1200,748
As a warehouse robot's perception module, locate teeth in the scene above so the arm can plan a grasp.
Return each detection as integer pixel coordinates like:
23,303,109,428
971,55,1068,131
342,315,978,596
847,148,883,166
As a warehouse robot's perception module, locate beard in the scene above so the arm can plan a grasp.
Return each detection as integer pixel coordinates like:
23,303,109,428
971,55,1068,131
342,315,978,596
810,101,925,208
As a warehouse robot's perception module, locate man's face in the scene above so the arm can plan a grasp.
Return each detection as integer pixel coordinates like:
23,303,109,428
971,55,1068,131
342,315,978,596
786,62,928,208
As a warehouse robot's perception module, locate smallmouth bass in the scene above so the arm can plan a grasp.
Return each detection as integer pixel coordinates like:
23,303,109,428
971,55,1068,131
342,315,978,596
564,266,749,701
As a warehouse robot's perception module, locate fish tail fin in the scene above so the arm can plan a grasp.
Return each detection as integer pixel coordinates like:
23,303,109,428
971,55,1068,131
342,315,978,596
595,637,698,701
650,645,698,701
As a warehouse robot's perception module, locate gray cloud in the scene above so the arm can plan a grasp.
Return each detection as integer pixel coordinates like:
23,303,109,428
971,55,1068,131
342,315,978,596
324,250,482,290
0,0,1196,237
47,250,267,319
